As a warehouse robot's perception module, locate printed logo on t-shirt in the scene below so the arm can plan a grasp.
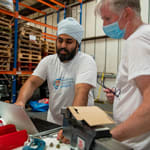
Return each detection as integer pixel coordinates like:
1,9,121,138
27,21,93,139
53,78,61,89
53,78,74,89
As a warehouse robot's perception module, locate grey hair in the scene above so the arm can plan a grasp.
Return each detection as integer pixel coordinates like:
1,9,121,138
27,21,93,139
95,0,141,16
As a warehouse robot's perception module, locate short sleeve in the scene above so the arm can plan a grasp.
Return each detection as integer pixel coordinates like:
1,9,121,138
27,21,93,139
127,38,150,81
75,56,97,88
32,57,48,81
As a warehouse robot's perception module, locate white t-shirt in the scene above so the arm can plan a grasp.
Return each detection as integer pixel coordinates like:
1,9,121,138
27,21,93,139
33,52,97,125
114,24,150,150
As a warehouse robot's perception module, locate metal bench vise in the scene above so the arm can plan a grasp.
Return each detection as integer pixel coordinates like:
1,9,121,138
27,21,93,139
61,107,133,150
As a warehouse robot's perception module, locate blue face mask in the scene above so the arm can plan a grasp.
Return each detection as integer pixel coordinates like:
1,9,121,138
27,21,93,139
103,21,125,39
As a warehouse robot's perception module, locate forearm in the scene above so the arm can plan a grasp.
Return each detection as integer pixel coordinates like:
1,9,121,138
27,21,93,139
72,83,92,106
16,75,44,106
111,93,150,141
72,89,88,106
16,81,36,106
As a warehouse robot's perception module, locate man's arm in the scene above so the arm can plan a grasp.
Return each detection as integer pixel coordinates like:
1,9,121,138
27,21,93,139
72,83,93,106
111,75,150,141
15,75,44,107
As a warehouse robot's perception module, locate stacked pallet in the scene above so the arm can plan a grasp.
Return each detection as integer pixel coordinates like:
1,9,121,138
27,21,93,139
0,14,12,71
16,25,42,71
17,75,30,87
41,40,56,57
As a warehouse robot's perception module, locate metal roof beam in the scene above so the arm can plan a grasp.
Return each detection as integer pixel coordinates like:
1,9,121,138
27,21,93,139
13,0,46,15
37,0,59,10
49,0,65,8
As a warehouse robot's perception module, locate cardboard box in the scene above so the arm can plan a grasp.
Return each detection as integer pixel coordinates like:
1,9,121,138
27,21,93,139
68,106,115,127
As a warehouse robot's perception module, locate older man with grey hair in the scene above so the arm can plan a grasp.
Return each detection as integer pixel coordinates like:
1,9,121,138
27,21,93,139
95,0,150,149
15,17,97,126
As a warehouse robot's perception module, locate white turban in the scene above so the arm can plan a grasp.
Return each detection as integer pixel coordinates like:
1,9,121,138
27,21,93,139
57,17,84,44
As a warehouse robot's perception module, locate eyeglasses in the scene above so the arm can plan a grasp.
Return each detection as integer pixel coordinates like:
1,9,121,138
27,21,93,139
98,79,121,97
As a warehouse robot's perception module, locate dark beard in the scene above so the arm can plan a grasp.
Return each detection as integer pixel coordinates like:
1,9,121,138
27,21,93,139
56,44,77,62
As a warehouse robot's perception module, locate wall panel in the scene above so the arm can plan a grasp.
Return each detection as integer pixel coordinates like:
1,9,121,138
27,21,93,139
82,4,86,38
141,0,149,23
72,6,77,19
84,40,95,58
72,5,80,23
77,5,81,23
52,13,57,35
95,39,106,72
47,15,53,34
106,39,118,74
85,1,96,38
81,41,85,52
149,0,150,23
40,17,45,32
95,16,105,36
59,10,64,22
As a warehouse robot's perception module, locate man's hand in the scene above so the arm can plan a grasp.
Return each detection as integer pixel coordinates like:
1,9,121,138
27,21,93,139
57,129,70,144
14,101,25,108
103,88,115,104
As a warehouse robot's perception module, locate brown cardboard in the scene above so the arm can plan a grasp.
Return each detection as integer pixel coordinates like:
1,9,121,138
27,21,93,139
68,106,115,127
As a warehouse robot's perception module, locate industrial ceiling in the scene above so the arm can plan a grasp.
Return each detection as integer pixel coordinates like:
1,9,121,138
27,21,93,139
18,0,78,17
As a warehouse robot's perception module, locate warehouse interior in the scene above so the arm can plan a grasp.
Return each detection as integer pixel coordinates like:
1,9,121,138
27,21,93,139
0,0,150,149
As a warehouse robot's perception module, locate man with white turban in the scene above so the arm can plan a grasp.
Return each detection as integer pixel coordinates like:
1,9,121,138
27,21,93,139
15,17,97,127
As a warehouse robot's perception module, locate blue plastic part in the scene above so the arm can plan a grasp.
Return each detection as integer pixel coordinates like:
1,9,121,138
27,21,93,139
23,138,46,150
29,101,49,112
